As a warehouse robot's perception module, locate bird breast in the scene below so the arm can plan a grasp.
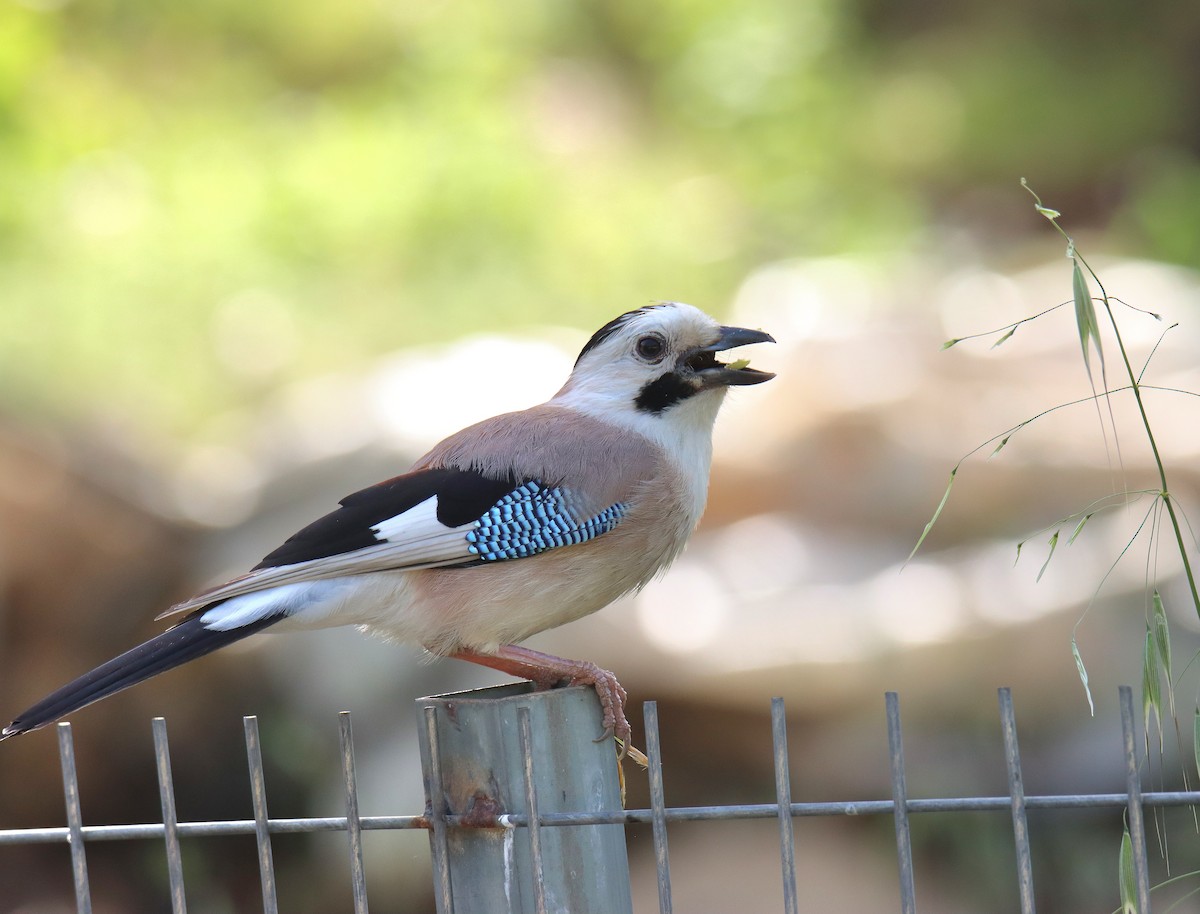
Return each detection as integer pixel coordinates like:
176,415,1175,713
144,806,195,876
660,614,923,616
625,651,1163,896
402,465,698,653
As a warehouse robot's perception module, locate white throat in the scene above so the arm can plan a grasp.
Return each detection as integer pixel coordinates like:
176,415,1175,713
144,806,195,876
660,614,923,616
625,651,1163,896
552,383,725,522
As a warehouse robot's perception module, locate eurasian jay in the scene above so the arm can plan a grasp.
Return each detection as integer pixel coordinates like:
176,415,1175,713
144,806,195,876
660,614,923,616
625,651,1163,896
2,302,774,744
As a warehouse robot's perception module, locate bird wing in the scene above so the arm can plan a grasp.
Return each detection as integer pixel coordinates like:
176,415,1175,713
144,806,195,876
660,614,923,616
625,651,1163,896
160,466,628,618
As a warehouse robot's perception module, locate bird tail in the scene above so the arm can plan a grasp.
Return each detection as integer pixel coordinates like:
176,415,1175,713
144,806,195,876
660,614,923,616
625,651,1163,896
1,612,279,740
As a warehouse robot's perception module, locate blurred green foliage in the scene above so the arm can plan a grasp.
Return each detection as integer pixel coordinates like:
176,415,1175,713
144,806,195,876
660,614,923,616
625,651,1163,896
1,0,1196,437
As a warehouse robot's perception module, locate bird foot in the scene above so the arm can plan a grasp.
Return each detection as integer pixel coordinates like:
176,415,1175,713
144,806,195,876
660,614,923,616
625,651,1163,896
449,644,636,754
552,658,631,749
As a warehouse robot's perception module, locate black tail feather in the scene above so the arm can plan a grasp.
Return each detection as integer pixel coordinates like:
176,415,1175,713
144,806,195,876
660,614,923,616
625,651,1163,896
2,613,279,739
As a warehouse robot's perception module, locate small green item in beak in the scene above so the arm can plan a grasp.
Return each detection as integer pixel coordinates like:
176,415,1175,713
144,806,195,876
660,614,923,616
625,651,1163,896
727,358,751,370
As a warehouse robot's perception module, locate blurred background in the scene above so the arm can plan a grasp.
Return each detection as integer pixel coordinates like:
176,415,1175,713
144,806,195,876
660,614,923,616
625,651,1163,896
2,0,1200,911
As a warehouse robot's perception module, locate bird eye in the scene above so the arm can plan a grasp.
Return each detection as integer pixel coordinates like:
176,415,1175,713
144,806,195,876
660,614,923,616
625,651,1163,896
635,334,666,362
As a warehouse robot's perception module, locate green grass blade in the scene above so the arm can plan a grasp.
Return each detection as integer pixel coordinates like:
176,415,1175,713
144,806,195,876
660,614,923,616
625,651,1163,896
907,467,956,563
1073,637,1095,715
1023,178,1061,220
1152,590,1176,719
1067,512,1093,545
1143,627,1162,750
1119,826,1137,914
1073,259,1103,372
1152,590,1172,681
1194,709,1200,784
1036,530,1060,582
990,326,1017,349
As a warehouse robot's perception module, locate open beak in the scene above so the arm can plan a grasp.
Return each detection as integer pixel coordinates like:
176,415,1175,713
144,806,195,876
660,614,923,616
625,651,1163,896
684,325,776,388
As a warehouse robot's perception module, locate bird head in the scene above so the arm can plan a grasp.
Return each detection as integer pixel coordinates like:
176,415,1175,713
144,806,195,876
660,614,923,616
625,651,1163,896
555,302,775,431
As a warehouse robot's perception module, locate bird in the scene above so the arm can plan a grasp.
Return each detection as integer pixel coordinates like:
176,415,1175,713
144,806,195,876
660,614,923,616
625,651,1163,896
2,302,774,744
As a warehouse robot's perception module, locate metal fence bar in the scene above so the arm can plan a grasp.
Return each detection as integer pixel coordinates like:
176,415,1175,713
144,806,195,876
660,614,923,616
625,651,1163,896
338,712,369,914
1119,685,1152,914
243,716,279,914
9,785,1200,848
0,814,433,845
517,706,548,914
4,685,1190,914
445,788,1200,820
56,722,92,914
422,705,454,914
770,697,798,914
886,692,917,914
998,689,1036,914
152,718,188,914
644,700,674,914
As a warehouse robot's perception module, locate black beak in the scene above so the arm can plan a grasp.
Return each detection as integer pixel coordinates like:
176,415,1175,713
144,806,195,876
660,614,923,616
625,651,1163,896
685,325,776,388
706,326,776,352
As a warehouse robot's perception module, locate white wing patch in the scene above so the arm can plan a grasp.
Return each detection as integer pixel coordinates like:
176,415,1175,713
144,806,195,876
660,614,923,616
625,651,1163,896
371,495,443,544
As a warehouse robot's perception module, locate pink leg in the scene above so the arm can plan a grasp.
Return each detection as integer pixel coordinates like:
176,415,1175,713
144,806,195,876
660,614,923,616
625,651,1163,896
449,645,630,746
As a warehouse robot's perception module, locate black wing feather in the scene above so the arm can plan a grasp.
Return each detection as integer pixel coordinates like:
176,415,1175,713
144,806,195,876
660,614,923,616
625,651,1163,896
1,611,279,739
253,467,523,570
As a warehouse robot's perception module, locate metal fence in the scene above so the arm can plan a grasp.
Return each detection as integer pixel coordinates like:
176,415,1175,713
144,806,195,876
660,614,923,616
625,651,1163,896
0,682,1187,913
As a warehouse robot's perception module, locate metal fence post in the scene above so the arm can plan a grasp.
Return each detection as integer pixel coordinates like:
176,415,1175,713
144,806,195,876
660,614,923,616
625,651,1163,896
416,682,634,914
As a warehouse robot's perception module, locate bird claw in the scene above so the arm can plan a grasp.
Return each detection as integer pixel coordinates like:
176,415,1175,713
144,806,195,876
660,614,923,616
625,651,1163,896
571,666,647,769
559,660,631,748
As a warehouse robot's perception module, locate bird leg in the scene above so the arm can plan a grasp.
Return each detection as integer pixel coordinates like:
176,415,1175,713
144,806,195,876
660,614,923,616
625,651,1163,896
450,645,632,750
